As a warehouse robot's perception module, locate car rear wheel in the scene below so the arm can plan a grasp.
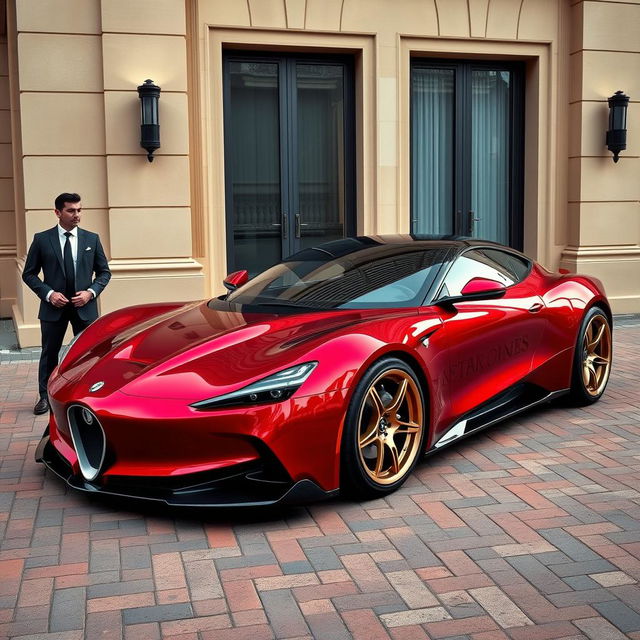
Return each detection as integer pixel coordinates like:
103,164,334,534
341,358,427,499
566,307,612,406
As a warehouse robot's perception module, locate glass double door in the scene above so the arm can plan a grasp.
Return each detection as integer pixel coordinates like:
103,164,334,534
411,60,524,248
223,53,355,275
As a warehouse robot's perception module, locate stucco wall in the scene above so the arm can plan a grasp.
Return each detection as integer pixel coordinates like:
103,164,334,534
561,0,640,313
8,0,204,346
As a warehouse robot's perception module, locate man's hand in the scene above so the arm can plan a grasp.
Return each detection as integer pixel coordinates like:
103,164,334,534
49,291,69,308
71,291,93,307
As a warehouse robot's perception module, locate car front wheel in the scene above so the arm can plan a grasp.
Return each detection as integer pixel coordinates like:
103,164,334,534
341,358,427,499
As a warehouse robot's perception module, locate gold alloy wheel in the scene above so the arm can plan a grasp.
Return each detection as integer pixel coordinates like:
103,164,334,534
357,369,424,485
581,314,612,397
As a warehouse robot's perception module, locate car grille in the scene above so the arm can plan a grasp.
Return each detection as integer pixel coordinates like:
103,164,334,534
67,405,106,481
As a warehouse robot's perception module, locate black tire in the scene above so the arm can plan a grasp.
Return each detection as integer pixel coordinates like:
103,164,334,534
566,306,612,406
340,357,427,499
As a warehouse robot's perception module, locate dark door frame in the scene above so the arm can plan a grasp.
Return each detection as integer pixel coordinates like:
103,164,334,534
222,51,357,273
410,58,525,250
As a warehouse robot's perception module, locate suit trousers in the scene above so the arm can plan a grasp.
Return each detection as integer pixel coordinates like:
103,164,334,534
38,306,91,397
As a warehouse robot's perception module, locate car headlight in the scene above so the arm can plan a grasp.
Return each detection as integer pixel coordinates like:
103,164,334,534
190,361,318,410
58,329,84,367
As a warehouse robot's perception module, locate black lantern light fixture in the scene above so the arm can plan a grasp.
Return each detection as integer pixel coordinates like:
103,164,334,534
137,79,161,162
606,90,630,163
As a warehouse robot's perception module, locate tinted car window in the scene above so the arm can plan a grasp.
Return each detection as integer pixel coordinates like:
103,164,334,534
223,245,451,310
478,249,530,283
438,249,516,298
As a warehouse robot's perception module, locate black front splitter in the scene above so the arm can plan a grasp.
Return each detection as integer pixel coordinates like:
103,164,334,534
35,434,337,508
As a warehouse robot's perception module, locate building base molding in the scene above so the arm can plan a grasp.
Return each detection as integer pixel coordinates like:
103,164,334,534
12,257,206,348
0,246,17,317
107,257,204,278
97,257,206,316
11,303,40,349
560,245,640,314
560,245,640,260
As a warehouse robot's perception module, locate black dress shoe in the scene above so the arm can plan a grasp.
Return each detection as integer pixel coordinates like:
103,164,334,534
34,397,49,415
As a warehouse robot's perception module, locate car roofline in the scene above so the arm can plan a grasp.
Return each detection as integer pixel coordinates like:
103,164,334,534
354,234,529,260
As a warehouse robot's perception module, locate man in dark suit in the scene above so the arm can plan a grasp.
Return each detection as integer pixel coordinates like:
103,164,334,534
23,193,111,414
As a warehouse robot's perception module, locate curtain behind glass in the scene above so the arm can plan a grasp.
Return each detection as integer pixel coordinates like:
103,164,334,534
296,64,345,249
411,68,454,235
471,70,510,244
229,62,281,275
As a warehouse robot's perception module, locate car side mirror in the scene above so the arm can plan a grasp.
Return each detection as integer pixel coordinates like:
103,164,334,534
460,277,506,298
223,270,249,292
436,277,506,307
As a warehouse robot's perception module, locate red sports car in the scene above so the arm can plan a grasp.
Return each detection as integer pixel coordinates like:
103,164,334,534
36,236,612,507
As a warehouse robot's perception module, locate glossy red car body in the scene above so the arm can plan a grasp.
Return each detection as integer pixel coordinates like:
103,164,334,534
36,236,611,507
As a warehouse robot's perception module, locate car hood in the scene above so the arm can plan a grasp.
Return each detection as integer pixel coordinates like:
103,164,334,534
58,300,379,400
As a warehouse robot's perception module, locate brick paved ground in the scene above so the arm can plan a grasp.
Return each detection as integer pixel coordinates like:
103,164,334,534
1,319,639,640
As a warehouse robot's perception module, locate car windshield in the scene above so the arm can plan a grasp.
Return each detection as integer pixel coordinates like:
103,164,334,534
223,243,451,310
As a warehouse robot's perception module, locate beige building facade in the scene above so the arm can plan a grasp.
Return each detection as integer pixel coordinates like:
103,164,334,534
0,0,638,347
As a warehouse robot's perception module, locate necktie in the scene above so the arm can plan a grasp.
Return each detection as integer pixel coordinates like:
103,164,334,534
63,231,75,299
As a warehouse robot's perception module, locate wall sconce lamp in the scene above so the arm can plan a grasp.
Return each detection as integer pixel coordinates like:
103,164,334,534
606,90,629,163
137,79,161,162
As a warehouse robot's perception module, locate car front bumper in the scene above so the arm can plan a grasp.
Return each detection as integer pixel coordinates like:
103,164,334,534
35,429,336,507
35,370,348,507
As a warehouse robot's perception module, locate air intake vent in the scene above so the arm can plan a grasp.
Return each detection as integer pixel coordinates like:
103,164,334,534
67,405,106,481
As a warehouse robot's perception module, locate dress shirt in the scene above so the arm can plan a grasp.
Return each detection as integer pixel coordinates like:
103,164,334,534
45,225,96,302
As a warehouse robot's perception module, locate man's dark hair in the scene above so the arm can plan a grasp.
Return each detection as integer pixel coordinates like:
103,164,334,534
55,193,81,212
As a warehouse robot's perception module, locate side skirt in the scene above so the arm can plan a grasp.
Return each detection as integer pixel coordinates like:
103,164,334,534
428,384,568,455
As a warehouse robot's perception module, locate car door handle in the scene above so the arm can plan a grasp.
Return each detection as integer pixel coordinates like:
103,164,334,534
528,302,543,313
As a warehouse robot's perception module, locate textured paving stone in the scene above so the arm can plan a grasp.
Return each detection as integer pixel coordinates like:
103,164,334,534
304,545,344,571
575,615,631,639
49,586,86,632
121,602,194,625
1,320,640,638
469,586,533,628
590,570,637,587
505,555,573,594
260,588,310,637
593,598,640,633
380,605,452,627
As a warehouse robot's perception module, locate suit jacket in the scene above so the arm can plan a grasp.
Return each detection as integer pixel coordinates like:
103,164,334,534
22,226,111,322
